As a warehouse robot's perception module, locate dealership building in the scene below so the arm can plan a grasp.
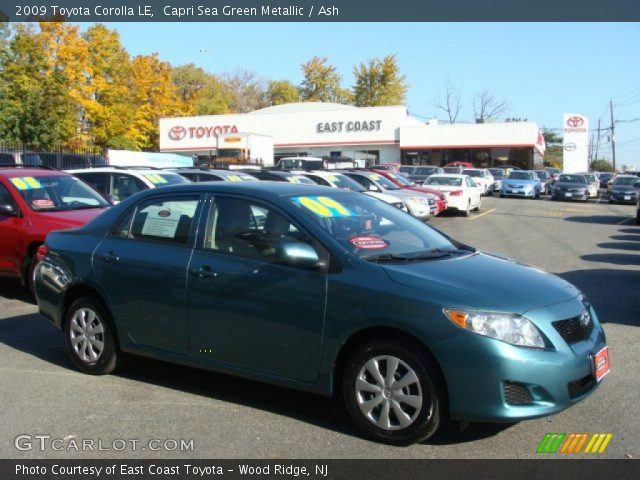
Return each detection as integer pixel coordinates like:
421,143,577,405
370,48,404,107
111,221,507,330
159,103,545,168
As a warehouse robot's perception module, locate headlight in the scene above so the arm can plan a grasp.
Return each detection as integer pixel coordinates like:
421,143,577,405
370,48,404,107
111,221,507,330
444,309,546,349
409,196,429,206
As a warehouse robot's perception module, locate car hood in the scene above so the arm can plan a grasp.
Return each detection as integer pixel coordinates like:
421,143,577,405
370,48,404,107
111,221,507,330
365,191,405,204
555,182,587,189
503,178,536,185
611,185,638,192
382,252,580,314
33,208,107,230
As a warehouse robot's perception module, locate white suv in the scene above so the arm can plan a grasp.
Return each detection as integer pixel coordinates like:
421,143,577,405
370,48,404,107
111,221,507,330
68,167,190,203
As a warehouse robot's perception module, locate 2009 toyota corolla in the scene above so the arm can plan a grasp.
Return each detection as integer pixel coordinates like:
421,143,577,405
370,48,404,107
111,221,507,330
34,182,609,446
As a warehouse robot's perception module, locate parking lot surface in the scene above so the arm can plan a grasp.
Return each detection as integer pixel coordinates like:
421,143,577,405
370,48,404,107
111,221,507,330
1,195,638,459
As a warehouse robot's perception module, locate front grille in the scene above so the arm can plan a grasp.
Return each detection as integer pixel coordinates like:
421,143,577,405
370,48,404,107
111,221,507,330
552,316,594,344
503,382,534,405
568,374,596,398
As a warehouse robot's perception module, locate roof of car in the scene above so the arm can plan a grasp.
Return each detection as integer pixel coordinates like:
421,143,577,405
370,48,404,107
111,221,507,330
426,173,468,178
132,179,336,198
0,167,68,178
69,167,183,174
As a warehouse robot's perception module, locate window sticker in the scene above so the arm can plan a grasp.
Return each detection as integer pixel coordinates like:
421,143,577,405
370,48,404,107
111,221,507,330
349,236,389,250
11,177,42,190
292,196,354,218
287,176,302,184
141,207,181,238
226,175,242,182
326,175,339,182
144,174,169,185
367,174,382,181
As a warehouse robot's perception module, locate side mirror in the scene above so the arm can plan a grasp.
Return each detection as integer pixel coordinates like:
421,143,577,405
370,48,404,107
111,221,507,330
275,243,320,269
0,203,19,217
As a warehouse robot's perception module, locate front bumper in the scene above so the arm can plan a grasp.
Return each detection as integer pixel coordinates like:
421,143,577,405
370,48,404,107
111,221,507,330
609,192,638,204
553,190,588,201
502,186,535,197
431,298,607,422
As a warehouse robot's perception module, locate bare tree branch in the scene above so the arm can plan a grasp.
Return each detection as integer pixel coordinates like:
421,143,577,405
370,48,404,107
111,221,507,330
472,89,509,122
430,77,462,124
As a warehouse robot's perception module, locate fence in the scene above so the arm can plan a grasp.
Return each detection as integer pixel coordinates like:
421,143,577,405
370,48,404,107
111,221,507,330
0,144,108,169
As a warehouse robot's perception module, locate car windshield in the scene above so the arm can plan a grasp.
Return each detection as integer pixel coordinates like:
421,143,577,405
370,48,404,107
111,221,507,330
613,177,639,186
414,167,438,175
535,171,548,180
509,172,533,180
425,176,462,186
489,169,504,178
9,175,109,211
384,172,413,186
365,173,400,190
558,174,586,184
582,174,596,182
462,170,483,177
142,173,191,186
285,174,316,185
443,167,460,173
288,192,460,260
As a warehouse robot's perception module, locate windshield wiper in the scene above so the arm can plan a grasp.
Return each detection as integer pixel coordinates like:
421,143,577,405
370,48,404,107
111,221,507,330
363,248,469,263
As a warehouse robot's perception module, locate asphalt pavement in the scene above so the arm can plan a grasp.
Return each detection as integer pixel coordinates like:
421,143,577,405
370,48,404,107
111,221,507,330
0,194,638,459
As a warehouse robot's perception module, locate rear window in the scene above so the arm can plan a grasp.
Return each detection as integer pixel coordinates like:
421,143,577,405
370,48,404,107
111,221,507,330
425,176,462,186
558,174,586,184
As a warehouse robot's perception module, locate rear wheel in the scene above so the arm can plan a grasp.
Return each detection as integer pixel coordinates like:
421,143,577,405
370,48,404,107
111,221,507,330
463,200,471,217
64,297,119,375
342,340,444,446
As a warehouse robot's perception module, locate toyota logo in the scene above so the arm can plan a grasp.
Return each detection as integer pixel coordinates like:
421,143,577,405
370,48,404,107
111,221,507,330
581,308,592,327
564,142,577,152
567,116,584,128
168,126,187,141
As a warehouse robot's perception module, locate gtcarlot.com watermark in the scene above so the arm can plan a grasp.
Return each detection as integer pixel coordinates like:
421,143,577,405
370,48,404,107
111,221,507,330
15,434,194,452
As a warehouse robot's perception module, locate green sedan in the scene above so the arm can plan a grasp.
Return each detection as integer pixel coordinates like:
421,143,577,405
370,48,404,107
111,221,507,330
34,182,609,445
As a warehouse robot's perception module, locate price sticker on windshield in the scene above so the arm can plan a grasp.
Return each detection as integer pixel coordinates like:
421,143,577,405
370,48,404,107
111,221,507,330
226,175,242,182
368,174,382,181
350,236,389,250
144,174,168,185
11,177,42,190
292,196,354,218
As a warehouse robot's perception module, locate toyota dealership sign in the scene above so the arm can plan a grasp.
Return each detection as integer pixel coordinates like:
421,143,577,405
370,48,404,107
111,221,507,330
562,113,589,173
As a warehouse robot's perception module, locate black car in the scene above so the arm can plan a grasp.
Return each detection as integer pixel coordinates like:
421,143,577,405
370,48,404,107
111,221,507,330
609,175,640,204
551,174,589,202
597,172,613,189
407,166,443,184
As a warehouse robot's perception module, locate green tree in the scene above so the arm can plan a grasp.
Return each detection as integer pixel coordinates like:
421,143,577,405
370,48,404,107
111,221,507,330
590,159,614,172
299,56,350,103
542,128,563,145
267,80,300,105
172,63,231,115
0,24,75,148
352,54,408,107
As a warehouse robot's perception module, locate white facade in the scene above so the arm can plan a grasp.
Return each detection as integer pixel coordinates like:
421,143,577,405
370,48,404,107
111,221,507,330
159,103,544,164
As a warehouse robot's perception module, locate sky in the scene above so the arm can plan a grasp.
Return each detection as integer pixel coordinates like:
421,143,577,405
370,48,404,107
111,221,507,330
108,22,640,168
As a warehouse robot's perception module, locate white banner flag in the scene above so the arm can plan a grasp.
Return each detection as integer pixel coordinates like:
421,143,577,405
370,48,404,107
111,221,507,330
562,113,589,173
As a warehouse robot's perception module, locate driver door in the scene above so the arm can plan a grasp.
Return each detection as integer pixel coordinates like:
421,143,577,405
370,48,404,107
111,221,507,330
187,195,327,382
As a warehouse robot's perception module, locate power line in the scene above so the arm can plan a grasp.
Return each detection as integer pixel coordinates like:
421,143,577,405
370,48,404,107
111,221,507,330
611,86,640,100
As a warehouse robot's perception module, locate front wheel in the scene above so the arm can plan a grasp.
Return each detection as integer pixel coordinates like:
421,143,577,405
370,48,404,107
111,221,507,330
342,341,444,445
64,297,119,375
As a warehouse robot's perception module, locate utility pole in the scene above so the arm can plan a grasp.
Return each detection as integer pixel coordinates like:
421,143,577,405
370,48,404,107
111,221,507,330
594,119,601,164
609,100,616,172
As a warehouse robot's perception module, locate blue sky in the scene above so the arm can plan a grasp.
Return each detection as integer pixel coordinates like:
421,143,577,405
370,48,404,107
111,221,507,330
110,22,640,167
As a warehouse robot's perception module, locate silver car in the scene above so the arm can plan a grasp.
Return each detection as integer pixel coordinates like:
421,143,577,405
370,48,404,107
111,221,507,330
576,172,600,198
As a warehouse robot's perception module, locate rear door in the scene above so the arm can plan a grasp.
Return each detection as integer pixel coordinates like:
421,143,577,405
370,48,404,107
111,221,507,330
93,194,204,354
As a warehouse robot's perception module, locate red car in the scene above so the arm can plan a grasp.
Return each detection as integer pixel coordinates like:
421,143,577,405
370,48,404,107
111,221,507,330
0,166,111,294
372,169,448,215
444,161,474,168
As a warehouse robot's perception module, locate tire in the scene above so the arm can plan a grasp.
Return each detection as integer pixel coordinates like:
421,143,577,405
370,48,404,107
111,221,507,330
636,209,640,225
342,340,444,446
474,198,481,211
64,296,119,375
463,200,471,217
26,254,38,298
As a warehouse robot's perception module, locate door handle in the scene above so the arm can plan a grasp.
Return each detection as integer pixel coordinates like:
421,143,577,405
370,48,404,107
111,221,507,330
96,251,119,263
189,265,217,279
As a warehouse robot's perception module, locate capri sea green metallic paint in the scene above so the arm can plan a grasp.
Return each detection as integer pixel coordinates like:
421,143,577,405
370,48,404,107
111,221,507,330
35,182,607,435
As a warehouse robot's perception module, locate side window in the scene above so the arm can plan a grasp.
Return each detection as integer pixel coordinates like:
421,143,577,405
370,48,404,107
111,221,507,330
179,173,198,182
128,196,200,246
0,183,18,208
112,174,147,202
76,173,109,196
349,175,369,189
204,197,313,263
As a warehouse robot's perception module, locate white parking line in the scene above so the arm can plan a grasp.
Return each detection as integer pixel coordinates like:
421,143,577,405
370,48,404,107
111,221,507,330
469,208,495,220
